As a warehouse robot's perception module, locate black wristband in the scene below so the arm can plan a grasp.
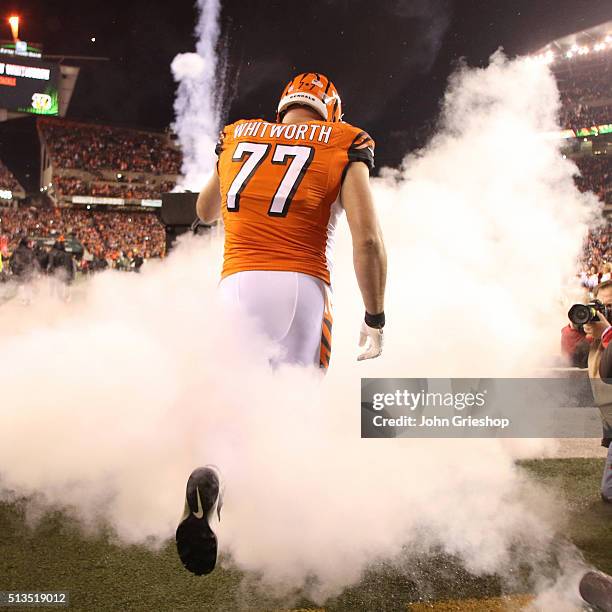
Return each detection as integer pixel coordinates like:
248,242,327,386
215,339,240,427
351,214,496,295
364,311,385,329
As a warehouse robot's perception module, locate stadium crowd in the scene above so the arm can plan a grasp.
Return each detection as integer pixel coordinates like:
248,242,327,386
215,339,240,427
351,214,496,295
39,119,181,175
0,160,22,192
559,103,612,131
581,226,612,290
53,175,176,200
555,51,612,129
0,206,165,270
574,155,612,204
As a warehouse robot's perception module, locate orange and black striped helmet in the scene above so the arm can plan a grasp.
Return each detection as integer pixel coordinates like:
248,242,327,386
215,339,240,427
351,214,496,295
277,72,342,123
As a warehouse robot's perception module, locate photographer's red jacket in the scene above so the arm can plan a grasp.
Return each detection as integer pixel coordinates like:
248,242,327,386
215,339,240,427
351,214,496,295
561,324,591,368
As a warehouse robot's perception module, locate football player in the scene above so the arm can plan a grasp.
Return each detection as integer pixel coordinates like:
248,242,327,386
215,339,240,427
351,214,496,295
176,73,387,576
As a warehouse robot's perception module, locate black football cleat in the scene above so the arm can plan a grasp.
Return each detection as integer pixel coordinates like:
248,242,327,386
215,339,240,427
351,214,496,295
176,465,224,576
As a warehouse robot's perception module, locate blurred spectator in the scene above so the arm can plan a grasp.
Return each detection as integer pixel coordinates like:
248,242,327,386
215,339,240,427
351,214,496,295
33,243,49,272
10,236,35,278
9,237,36,303
47,240,76,300
133,252,144,273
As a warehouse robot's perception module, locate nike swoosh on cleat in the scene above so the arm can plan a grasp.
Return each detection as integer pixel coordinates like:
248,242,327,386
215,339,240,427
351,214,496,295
193,487,204,519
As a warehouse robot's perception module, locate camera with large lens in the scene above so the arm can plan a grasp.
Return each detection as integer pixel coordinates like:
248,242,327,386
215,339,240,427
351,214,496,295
568,299,612,326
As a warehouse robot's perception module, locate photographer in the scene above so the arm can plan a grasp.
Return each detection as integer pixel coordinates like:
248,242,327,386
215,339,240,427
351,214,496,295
565,280,612,503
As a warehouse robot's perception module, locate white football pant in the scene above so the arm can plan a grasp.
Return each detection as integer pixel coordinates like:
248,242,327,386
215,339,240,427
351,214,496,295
218,270,332,370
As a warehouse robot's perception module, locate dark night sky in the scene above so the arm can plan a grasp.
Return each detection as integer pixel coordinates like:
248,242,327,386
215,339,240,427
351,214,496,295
1,0,612,190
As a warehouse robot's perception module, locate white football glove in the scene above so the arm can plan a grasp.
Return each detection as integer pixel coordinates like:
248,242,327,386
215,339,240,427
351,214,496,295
358,321,384,361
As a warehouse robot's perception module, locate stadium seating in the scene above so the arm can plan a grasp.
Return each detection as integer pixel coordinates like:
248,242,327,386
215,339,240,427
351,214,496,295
553,45,612,130
550,37,612,278
574,155,611,204
0,206,165,268
38,119,180,204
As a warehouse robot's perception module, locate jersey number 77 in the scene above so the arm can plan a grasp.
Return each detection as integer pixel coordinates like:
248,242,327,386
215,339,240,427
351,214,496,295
226,142,314,217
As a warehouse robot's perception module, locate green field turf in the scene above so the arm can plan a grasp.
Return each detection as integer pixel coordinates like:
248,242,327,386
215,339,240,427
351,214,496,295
0,458,610,611
521,458,612,576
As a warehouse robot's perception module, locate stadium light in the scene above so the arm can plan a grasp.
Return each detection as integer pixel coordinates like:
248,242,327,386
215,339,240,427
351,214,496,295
8,15,19,41
528,51,555,65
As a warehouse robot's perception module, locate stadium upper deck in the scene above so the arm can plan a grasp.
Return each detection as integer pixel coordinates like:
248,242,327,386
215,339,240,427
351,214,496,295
37,118,181,207
528,21,612,211
531,21,612,132
533,20,612,61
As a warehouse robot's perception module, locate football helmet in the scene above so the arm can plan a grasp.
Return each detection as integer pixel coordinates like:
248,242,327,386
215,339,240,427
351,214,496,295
277,72,342,122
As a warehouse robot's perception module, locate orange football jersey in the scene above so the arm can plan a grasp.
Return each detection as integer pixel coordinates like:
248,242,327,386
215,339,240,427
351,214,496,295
216,118,374,285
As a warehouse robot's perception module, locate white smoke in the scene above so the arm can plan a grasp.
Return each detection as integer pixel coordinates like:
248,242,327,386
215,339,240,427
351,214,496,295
171,0,222,191
0,52,602,607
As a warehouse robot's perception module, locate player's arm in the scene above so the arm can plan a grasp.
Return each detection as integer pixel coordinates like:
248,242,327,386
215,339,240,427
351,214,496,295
196,128,226,223
196,171,221,224
341,161,387,360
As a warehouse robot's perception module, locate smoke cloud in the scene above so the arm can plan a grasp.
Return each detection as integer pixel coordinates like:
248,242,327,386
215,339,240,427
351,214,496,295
171,0,223,191
0,52,601,608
